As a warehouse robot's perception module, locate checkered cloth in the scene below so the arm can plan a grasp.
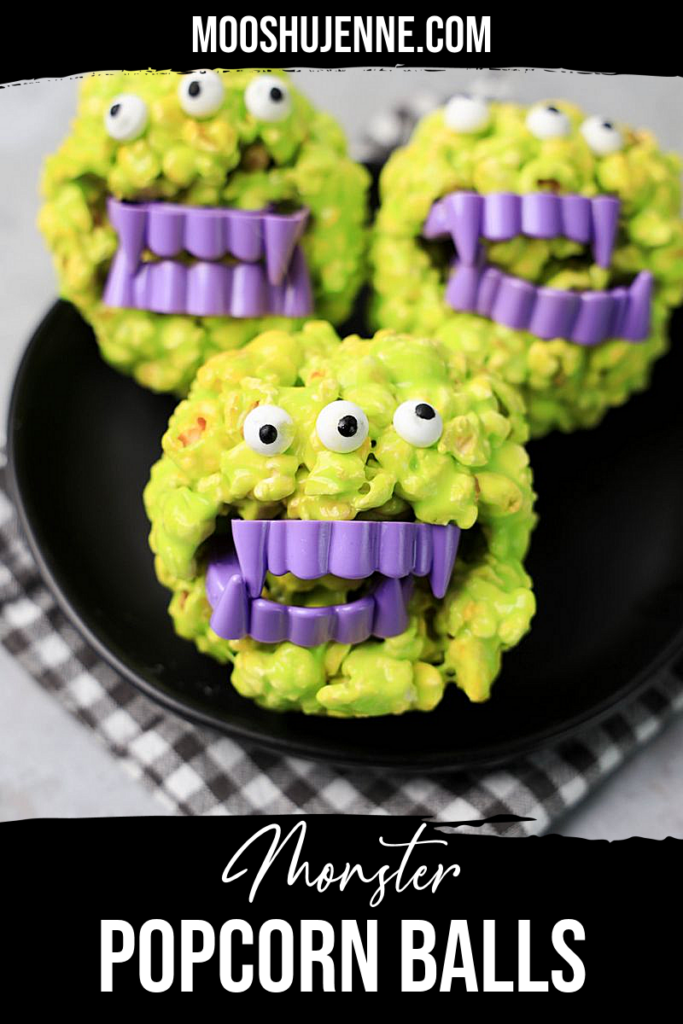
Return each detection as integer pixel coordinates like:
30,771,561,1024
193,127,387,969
1,471,682,833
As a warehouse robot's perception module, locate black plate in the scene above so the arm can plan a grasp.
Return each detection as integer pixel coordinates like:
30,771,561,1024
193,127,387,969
7,300,683,769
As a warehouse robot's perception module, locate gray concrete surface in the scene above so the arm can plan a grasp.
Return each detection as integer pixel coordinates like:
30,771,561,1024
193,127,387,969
1,69,682,830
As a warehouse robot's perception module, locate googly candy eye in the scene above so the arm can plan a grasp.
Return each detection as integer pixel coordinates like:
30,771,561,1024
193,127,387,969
243,405,294,456
316,400,369,454
244,75,292,123
444,94,491,134
393,400,443,448
104,94,149,142
526,103,571,140
580,115,624,156
178,70,225,118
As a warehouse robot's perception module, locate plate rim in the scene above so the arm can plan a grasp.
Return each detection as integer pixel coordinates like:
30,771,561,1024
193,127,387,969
6,299,683,772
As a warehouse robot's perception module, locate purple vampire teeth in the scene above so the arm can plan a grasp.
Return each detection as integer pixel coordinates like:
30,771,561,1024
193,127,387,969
103,198,313,318
423,190,653,345
424,192,622,269
205,520,461,647
444,264,652,346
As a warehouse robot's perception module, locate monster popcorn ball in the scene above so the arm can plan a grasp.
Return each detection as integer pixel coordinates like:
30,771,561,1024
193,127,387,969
40,70,369,393
372,96,683,435
144,322,536,717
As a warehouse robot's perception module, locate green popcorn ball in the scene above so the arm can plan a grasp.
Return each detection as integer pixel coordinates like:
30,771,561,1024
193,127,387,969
144,322,536,717
371,96,683,436
40,70,370,394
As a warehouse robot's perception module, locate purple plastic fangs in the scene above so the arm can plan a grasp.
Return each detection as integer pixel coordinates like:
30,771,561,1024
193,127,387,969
424,191,621,269
446,263,652,346
103,198,313,318
423,190,653,345
205,520,461,647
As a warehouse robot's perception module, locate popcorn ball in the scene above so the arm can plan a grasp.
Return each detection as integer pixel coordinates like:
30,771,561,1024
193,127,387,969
144,322,536,716
40,70,370,393
371,96,683,436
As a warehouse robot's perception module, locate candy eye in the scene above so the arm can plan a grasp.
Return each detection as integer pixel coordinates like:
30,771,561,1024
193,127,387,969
244,75,292,123
178,70,225,118
243,405,294,456
580,115,624,156
526,103,571,140
444,94,491,134
393,400,443,448
316,400,369,454
104,94,148,142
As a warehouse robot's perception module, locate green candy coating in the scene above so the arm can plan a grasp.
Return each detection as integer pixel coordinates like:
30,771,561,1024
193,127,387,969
144,323,536,716
371,99,683,436
40,70,370,394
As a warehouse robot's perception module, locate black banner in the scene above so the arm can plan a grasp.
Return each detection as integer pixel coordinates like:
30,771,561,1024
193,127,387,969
3,816,679,999
2,13,681,82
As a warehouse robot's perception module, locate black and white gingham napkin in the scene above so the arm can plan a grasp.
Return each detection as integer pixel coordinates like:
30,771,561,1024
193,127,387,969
1,471,682,833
